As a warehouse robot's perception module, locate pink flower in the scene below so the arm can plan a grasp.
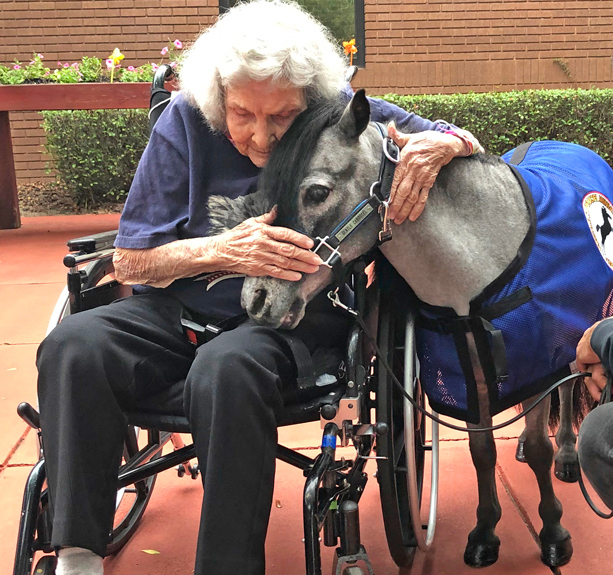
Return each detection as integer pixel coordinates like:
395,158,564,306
106,59,114,69
57,61,62,66
44,71,50,76
63,63,69,68
160,46,169,56
30,61,35,65
127,65,135,71
13,65,21,70
151,63,159,71
173,39,182,49
71,62,79,68
38,54,44,59
170,61,177,68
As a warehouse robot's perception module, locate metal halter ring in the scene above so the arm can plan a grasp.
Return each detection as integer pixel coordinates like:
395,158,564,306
382,137,400,164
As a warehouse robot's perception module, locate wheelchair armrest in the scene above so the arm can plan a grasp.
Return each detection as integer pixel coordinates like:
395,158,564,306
67,230,118,254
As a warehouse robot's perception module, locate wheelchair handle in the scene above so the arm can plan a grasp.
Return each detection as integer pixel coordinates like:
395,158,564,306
63,248,115,269
17,402,41,430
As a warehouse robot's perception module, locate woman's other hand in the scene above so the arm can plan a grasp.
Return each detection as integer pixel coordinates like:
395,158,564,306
576,319,609,402
211,207,323,281
387,123,469,225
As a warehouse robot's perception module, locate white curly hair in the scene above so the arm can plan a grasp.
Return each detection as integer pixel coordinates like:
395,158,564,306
179,0,348,132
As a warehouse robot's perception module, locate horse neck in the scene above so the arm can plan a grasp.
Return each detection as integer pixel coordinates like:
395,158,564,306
380,156,530,315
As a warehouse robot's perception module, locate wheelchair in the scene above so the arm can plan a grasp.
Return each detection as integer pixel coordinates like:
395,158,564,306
12,65,440,575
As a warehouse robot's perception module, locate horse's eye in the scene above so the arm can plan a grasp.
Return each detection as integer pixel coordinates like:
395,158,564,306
304,185,331,206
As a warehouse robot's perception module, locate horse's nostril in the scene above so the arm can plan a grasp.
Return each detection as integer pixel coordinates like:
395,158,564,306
250,288,267,315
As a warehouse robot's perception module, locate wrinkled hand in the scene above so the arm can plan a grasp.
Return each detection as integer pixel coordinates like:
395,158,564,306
576,319,608,401
211,207,322,281
387,124,467,224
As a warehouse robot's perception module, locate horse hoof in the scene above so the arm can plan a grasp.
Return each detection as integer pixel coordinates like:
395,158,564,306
464,541,500,568
540,536,573,567
554,460,579,483
515,440,526,463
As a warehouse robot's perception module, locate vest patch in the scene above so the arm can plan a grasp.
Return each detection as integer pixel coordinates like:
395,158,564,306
583,192,613,271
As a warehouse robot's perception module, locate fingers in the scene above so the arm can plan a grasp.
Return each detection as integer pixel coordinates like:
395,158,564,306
266,224,315,250
408,186,431,222
387,122,411,148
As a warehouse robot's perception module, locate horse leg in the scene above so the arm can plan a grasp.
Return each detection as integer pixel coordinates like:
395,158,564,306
554,378,579,482
522,394,573,567
465,422,502,567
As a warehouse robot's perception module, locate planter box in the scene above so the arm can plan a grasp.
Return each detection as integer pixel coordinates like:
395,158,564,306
0,82,151,229
0,82,150,112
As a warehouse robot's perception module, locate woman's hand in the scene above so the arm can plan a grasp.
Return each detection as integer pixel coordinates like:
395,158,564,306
387,124,468,224
210,208,323,281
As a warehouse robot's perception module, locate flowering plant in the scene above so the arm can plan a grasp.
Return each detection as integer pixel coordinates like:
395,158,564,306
157,39,184,70
0,41,183,85
106,48,124,83
343,38,358,66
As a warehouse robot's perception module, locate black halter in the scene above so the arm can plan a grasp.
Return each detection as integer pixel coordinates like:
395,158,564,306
311,122,400,288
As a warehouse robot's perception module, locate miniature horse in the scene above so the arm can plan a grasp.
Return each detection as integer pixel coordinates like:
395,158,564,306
209,91,613,567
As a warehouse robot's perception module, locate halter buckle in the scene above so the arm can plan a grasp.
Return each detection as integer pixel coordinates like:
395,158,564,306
378,201,393,243
313,236,341,268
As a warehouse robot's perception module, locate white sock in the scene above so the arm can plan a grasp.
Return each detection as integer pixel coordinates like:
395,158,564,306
56,547,104,575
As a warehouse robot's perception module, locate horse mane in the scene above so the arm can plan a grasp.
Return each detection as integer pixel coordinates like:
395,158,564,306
259,98,346,230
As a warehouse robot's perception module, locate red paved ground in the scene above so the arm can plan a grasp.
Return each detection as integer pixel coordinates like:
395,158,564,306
1,215,612,575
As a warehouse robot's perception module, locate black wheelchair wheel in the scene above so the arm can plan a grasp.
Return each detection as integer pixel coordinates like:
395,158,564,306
374,265,439,567
33,555,57,575
106,426,159,555
375,285,418,568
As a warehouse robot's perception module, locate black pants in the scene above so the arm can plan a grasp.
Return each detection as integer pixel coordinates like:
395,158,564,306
577,402,613,511
37,292,347,574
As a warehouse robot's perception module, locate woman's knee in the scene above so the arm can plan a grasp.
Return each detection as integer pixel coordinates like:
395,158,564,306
184,325,292,411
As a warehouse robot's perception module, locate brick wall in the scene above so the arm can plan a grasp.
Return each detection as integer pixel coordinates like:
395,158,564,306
2,0,613,185
356,0,613,94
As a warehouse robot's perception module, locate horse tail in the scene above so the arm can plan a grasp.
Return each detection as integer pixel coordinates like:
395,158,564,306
547,379,593,433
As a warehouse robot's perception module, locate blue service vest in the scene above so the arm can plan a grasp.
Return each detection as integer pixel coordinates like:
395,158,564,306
416,141,613,423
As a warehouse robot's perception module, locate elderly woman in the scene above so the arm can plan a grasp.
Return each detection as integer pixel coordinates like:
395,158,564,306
37,2,482,574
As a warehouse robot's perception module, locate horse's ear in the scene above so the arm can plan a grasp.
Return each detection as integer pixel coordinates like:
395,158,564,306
338,89,371,141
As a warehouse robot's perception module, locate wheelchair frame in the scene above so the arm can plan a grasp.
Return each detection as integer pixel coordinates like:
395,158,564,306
13,65,439,575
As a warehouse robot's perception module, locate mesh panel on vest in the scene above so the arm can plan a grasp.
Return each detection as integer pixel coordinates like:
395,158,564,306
416,141,613,423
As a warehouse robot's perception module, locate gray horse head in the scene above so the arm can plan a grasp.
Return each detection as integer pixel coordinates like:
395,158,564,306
241,90,384,328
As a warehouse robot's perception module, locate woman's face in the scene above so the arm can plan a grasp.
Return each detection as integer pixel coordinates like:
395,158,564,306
225,79,306,167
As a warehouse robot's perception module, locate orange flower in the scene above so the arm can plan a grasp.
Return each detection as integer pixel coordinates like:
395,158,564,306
343,38,358,66
343,38,358,56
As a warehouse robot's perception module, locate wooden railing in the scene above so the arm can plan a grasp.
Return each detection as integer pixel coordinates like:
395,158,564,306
0,83,150,229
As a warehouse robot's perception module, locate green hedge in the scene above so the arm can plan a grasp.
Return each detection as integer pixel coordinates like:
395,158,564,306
381,88,613,166
42,109,149,208
41,88,613,207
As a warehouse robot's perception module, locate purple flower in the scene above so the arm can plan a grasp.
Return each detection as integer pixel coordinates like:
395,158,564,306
106,59,114,69
174,39,182,49
127,65,135,71
151,63,159,71
63,63,69,68
13,65,21,70
160,46,169,56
